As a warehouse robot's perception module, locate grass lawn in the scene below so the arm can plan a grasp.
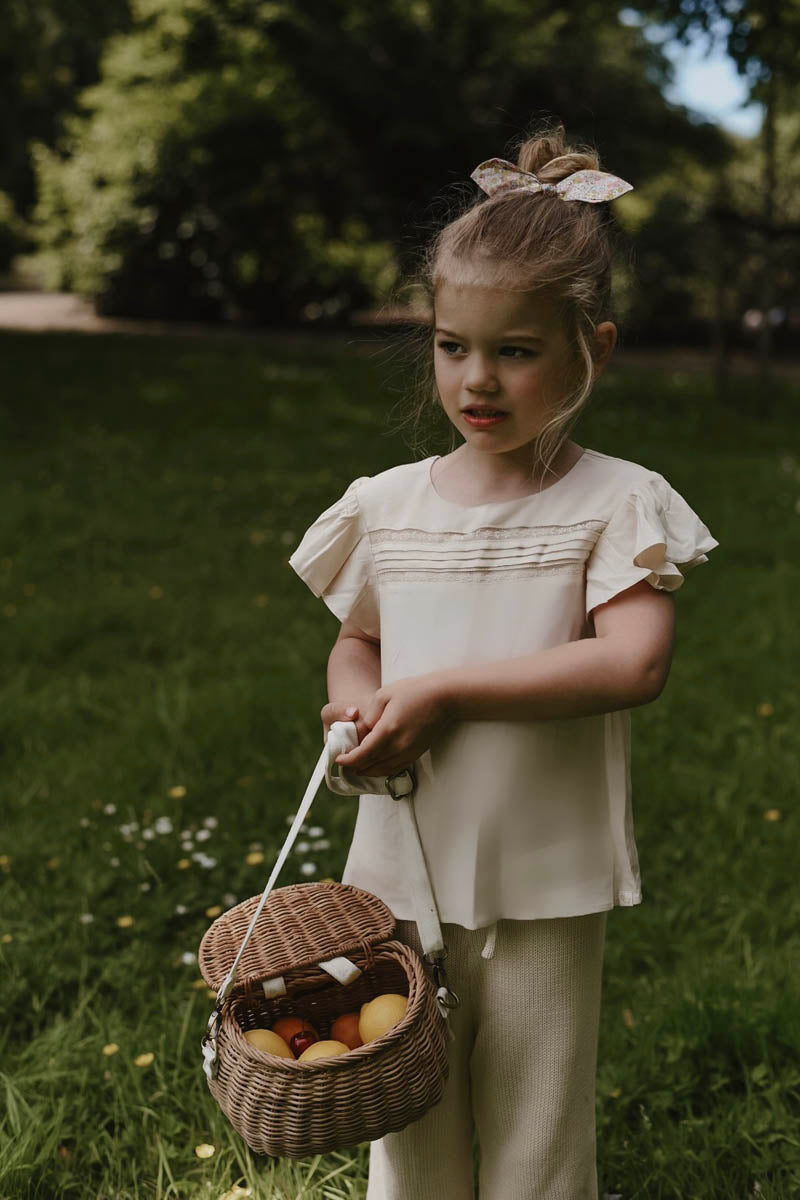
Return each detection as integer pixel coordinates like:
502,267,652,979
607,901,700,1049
0,327,798,1199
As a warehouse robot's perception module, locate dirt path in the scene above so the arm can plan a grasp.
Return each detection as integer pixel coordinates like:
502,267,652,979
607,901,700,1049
1,290,798,378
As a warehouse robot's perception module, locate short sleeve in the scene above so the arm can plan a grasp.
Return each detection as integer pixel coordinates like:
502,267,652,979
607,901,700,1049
287,476,380,639
585,474,719,618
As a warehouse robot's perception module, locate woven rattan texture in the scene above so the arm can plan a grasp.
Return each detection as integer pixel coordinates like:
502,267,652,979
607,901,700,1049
207,939,449,1157
198,881,396,991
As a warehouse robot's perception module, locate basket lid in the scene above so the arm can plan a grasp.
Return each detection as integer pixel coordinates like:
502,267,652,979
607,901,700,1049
197,881,397,992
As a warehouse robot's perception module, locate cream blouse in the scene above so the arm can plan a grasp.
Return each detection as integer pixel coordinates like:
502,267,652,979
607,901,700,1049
288,448,719,936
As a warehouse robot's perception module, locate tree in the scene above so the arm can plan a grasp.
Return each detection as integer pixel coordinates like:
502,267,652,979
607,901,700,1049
26,0,732,324
631,0,800,393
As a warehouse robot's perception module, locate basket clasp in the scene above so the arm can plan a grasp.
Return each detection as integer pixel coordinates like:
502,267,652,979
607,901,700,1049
425,951,460,1015
201,1006,223,1082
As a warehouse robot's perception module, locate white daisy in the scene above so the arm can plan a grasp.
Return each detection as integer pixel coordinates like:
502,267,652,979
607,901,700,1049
300,862,317,876
103,803,117,815
202,817,218,830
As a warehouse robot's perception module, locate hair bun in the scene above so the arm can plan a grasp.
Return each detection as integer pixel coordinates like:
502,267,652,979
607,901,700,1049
515,124,601,184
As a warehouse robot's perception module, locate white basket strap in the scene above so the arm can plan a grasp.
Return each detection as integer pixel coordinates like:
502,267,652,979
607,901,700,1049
200,722,452,1079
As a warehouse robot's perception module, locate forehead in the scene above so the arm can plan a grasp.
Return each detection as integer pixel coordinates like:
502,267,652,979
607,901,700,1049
434,282,562,336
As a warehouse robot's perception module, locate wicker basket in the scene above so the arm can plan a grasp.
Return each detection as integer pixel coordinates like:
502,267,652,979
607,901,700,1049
196,721,459,1158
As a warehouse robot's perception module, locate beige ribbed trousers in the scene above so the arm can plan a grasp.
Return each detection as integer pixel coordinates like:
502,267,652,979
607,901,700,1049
366,911,608,1200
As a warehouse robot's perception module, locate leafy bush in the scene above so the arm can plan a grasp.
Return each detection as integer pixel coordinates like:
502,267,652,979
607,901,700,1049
27,0,398,323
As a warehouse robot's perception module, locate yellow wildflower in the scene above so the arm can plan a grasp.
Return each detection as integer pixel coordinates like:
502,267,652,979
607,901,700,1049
623,1008,635,1029
195,1143,215,1159
764,809,781,822
245,851,264,866
116,915,134,928
177,858,191,870
609,1086,621,1099
205,905,222,918
1,934,12,944
757,702,774,717
169,785,187,798
102,1043,119,1056
134,1052,155,1067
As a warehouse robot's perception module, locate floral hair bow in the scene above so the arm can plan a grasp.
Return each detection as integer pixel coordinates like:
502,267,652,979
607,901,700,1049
470,157,633,203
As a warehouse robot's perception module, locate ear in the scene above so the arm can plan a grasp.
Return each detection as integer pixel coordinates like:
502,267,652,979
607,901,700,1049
591,322,618,379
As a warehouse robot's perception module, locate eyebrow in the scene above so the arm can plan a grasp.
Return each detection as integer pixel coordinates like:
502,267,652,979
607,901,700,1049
435,327,546,343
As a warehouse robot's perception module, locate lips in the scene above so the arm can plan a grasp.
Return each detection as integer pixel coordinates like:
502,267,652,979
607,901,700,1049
462,408,508,416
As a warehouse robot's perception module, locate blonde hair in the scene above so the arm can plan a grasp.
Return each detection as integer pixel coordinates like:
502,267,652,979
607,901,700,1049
383,119,628,484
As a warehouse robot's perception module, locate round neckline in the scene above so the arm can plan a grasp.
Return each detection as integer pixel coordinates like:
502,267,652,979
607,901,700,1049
426,448,589,510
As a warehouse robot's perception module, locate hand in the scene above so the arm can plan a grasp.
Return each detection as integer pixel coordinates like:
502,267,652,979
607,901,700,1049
332,675,453,778
321,699,374,750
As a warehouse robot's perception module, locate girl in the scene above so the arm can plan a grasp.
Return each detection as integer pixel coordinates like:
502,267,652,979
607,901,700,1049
288,123,719,1200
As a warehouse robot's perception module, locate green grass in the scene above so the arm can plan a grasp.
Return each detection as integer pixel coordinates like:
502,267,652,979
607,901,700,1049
0,327,799,1199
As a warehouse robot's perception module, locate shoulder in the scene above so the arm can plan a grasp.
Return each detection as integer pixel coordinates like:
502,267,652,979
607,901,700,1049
346,458,430,517
579,449,668,516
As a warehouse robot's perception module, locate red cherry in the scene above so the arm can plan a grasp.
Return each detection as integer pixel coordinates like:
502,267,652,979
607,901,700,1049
289,1028,319,1057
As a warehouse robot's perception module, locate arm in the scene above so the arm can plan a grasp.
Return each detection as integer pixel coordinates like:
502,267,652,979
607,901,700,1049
435,580,676,722
326,620,381,710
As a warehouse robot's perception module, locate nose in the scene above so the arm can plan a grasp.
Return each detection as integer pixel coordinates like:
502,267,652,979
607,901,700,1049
464,351,499,393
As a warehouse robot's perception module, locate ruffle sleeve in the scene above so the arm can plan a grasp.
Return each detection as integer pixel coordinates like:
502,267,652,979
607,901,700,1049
287,476,380,639
585,474,719,619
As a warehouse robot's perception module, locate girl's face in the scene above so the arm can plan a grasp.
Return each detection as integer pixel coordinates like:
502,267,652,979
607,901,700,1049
433,281,598,465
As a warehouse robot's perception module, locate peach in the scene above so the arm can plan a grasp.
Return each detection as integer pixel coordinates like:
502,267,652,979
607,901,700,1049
330,1012,363,1050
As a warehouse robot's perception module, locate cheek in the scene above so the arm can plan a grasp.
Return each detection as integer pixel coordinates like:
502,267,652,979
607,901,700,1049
434,357,458,390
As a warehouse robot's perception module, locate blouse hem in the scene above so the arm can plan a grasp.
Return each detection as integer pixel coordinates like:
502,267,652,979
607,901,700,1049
384,890,642,929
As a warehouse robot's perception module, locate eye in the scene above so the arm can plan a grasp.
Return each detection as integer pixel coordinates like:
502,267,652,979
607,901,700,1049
436,341,536,358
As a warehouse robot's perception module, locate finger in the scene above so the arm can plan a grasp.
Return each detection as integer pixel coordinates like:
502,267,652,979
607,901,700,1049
335,729,384,765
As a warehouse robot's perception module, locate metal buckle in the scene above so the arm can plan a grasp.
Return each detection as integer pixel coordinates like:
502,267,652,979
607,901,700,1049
423,947,460,1013
200,1007,223,1081
386,764,417,800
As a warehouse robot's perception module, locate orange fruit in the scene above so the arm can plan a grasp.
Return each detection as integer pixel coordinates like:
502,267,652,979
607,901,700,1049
297,1039,350,1062
271,1016,319,1045
358,994,408,1044
243,1028,294,1058
330,1012,363,1049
